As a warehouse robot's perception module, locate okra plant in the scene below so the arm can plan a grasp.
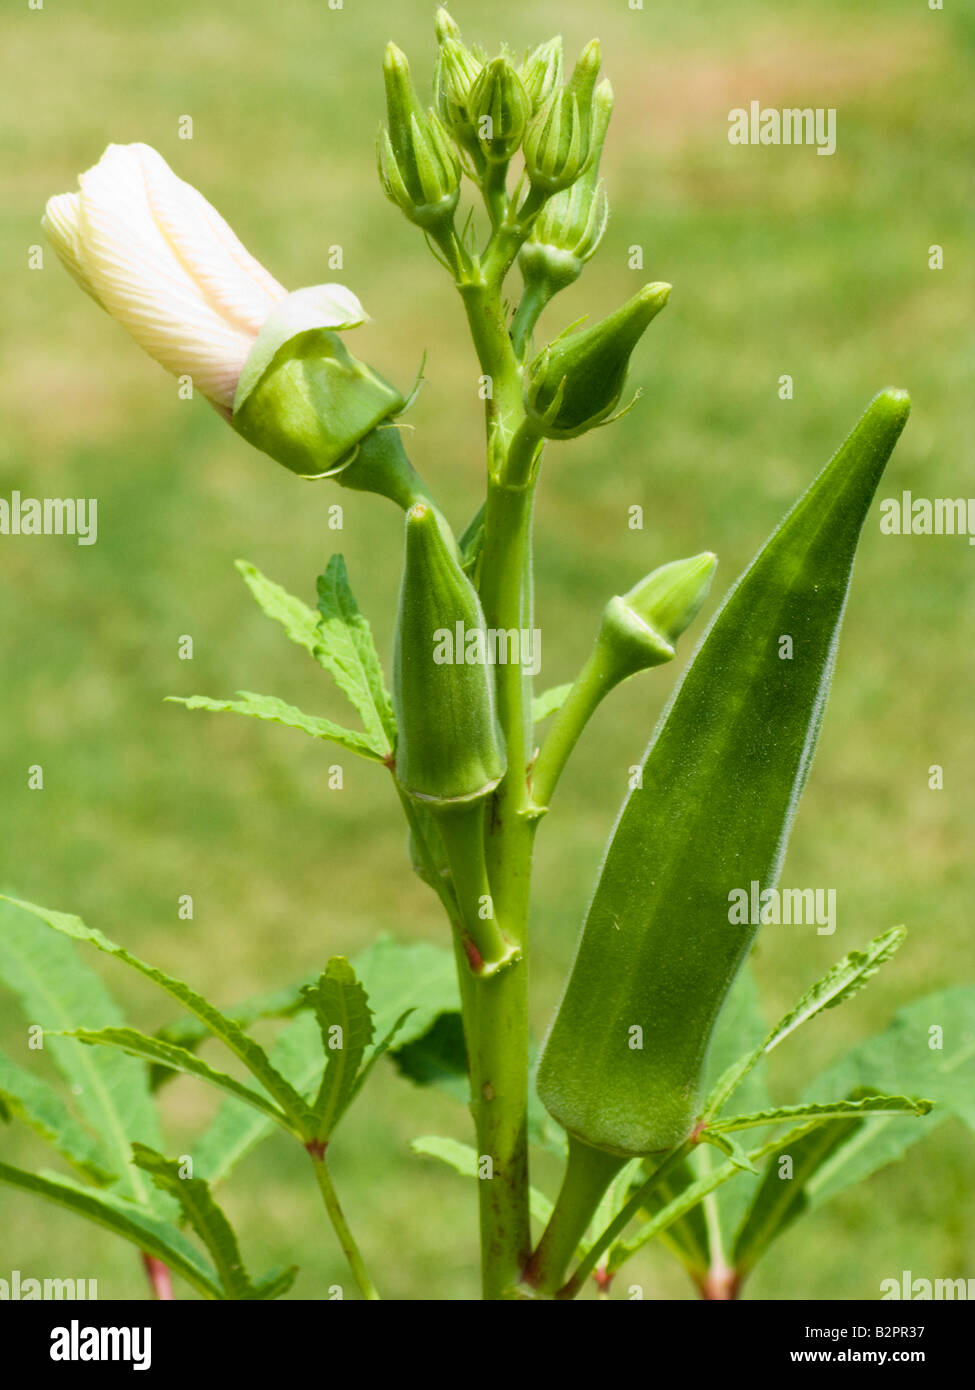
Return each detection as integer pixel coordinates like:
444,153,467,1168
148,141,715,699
4,10,973,1302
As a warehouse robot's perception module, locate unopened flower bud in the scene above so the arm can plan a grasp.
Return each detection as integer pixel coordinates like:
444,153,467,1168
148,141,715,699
598,553,717,681
519,37,563,112
434,39,483,159
519,79,613,294
470,57,530,163
524,282,671,438
379,43,461,230
393,504,506,805
434,6,461,44
523,88,591,196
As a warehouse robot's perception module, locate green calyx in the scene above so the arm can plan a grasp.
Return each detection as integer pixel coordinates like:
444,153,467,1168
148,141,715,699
232,298,408,485
379,42,461,230
519,79,613,296
600,552,718,682
470,57,531,163
393,503,507,806
524,282,671,438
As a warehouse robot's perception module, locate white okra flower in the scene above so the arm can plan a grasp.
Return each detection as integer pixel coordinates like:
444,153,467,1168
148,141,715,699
42,143,367,416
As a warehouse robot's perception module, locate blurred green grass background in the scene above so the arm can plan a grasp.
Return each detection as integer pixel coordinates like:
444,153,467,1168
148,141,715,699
1,0,973,1298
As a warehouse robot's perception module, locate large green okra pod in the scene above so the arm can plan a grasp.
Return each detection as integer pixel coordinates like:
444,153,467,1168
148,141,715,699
537,390,911,1156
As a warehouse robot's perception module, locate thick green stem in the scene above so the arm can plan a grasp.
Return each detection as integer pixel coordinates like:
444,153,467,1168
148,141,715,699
461,954,532,1298
449,240,547,1296
308,1147,380,1300
522,1134,625,1296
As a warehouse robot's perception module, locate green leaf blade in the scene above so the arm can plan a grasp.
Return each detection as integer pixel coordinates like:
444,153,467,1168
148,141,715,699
705,926,907,1119
315,554,396,753
1,896,315,1137
0,1160,222,1299
0,1046,115,1185
65,1028,292,1130
0,902,163,1210
167,692,384,760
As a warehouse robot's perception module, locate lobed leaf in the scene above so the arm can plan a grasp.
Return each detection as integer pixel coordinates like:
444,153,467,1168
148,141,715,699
0,896,315,1136
315,555,396,753
65,1028,292,1130
0,1045,115,1185
167,691,384,760
0,1160,221,1299
0,902,163,1210
705,927,906,1120
132,1146,297,1300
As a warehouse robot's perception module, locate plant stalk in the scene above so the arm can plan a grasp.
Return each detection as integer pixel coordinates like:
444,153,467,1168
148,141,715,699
308,1147,381,1300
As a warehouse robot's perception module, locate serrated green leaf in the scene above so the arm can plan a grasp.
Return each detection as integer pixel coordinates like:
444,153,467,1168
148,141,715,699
605,1121,828,1275
698,1130,759,1173
191,939,461,1186
532,683,573,723
235,559,323,657
0,1160,222,1299
705,927,906,1120
411,1135,553,1224
701,962,771,1241
65,1028,293,1131
150,977,313,1092
0,1045,115,1184
132,1145,295,1300
192,1013,321,1187
315,555,396,752
0,896,315,1136
0,902,163,1210
711,1093,932,1134
303,958,374,1140
731,1114,865,1275
167,692,384,760
797,987,975,1206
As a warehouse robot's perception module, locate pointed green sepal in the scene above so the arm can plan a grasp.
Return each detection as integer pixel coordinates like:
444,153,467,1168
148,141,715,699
519,37,563,112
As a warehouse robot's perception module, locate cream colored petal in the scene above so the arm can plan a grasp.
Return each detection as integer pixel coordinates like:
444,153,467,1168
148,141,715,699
76,145,259,407
42,192,103,305
131,144,288,332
